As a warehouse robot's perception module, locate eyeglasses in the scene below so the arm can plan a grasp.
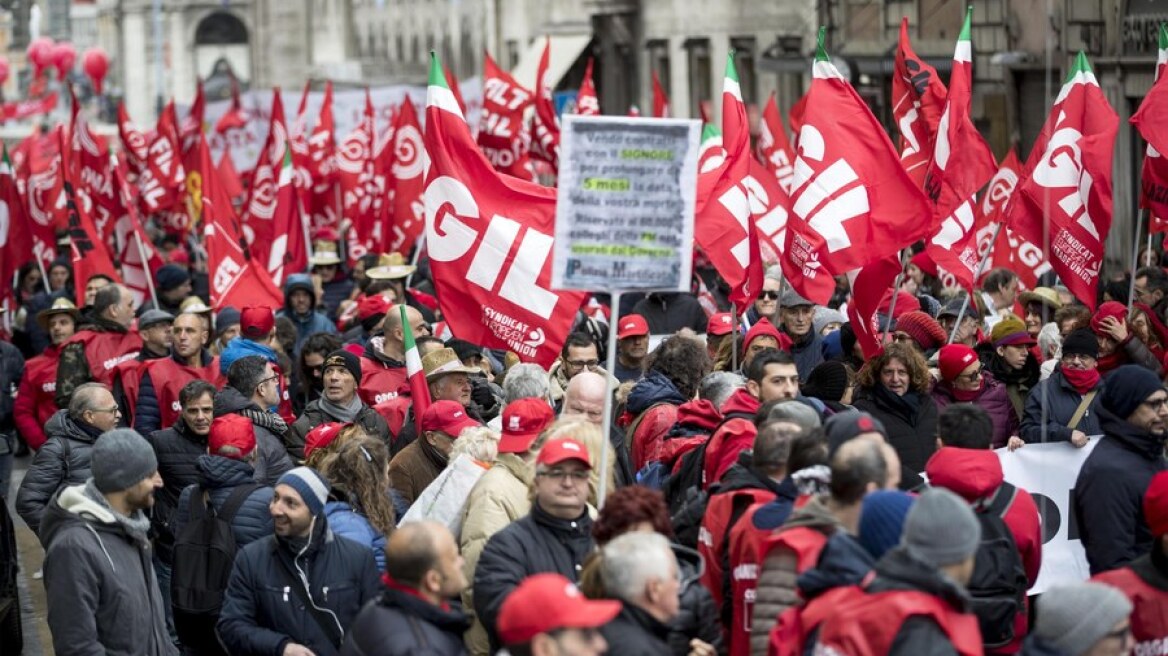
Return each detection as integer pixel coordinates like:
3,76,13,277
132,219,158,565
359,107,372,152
538,468,590,482
566,359,600,370
757,290,780,300
1061,353,1096,364
89,406,121,415
1143,396,1168,411
955,369,983,383
1135,286,1153,299
256,374,280,389
891,332,915,344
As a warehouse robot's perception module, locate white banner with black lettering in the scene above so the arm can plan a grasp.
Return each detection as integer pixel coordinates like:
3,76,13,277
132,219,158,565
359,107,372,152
995,437,1099,594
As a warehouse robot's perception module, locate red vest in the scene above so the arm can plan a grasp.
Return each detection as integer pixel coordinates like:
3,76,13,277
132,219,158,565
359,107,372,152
123,356,224,429
729,522,828,656
800,585,984,656
1093,566,1168,652
14,346,62,450
358,355,409,407
699,487,776,608
67,329,142,387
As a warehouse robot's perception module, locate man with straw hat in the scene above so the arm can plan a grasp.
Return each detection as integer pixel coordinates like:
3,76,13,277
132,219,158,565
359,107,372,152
366,252,437,323
16,298,81,451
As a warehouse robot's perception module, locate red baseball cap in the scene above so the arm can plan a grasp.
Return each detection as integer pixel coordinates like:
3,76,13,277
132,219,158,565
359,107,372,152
617,314,649,339
420,400,481,436
208,414,257,459
498,398,556,454
707,312,735,336
357,295,391,322
240,306,275,340
537,438,592,469
304,422,345,462
497,573,621,645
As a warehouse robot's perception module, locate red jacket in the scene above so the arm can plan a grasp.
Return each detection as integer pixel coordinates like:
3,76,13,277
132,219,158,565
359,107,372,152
698,463,779,608
660,399,722,474
630,404,680,471
925,446,1042,653
123,356,224,429
358,355,409,407
1093,558,1168,653
66,329,142,387
14,345,62,450
703,389,760,488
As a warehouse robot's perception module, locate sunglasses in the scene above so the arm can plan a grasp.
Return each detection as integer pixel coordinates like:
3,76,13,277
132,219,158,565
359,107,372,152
757,290,780,300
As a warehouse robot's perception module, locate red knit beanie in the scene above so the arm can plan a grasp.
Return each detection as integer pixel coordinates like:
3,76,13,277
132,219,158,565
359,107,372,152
938,343,979,382
895,311,947,351
743,318,792,353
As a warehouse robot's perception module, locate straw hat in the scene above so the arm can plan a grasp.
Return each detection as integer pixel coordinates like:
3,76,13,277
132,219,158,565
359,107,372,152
36,297,81,330
1018,287,1062,311
365,252,416,280
422,347,480,382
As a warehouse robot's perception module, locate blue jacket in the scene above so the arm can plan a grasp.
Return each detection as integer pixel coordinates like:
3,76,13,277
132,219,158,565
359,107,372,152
279,273,338,354
324,500,387,572
220,336,280,376
1020,367,1104,443
174,455,275,550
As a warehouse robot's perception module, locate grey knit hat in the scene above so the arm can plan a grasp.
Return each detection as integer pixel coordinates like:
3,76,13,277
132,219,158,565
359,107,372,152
1034,582,1131,656
91,429,159,493
901,488,981,567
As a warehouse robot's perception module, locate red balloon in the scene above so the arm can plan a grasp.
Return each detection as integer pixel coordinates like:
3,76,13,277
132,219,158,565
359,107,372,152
0,58,11,85
52,42,76,80
82,48,109,95
26,37,54,77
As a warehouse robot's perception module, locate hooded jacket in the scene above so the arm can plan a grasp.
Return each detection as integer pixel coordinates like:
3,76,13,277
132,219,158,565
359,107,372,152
40,483,178,656
16,409,101,536
626,371,688,471
325,499,388,572
1074,405,1168,574
659,399,723,473
217,514,381,656
704,388,762,488
340,581,470,656
147,419,209,563
278,273,339,353
931,373,1019,449
14,342,61,450
174,455,275,550
214,386,295,486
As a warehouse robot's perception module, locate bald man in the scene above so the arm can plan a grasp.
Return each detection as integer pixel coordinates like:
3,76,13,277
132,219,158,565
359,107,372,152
561,371,633,487
342,521,470,655
358,304,432,407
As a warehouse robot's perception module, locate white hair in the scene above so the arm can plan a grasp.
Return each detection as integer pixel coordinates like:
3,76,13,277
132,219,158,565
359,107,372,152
453,426,500,463
600,532,676,602
1037,322,1061,360
503,363,550,403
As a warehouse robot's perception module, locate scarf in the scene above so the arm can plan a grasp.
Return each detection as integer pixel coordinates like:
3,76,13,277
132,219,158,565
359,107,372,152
950,379,984,403
873,383,921,420
1096,347,1128,375
319,395,364,423
1061,366,1101,395
82,480,152,546
240,407,289,436
381,572,451,611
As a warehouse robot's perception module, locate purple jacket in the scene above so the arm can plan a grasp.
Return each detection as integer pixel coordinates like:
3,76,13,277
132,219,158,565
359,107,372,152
931,372,1018,449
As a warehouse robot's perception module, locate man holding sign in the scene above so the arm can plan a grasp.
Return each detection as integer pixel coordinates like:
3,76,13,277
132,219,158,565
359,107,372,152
1074,365,1168,575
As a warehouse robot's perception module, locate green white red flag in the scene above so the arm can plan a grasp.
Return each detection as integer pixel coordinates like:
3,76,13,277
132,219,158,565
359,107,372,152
400,303,431,419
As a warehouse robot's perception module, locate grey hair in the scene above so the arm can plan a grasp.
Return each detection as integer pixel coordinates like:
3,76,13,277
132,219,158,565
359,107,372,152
699,371,746,409
503,363,551,404
764,265,783,283
68,383,111,421
1037,322,1061,360
451,426,500,463
600,532,676,603
764,400,822,432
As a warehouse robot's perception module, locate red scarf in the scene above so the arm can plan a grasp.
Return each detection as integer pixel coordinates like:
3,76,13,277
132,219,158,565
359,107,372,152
381,572,450,611
1061,366,1101,395
950,380,984,403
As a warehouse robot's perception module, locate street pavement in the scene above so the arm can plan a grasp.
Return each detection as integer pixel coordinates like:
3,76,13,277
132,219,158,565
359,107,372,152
7,453,52,655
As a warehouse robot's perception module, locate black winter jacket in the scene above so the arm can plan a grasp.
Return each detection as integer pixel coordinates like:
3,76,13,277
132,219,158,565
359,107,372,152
473,504,595,651
599,603,672,656
851,385,938,490
340,585,470,656
15,410,102,536
174,455,275,550
1020,368,1104,444
217,516,381,656
214,386,295,486
148,419,208,562
1074,405,1168,574
0,340,24,432
786,328,824,383
285,399,391,461
671,544,723,654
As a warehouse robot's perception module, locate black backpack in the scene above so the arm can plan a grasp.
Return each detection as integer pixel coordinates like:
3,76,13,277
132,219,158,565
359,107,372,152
665,410,755,546
171,483,262,655
967,482,1030,650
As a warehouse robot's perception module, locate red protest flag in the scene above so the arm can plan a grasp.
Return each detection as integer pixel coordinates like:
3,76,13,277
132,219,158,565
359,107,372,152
529,37,561,171
972,149,1051,291
336,90,378,259
695,53,764,313
180,79,205,154
921,9,998,292
68,88,118,245
308,81,338,232
424,53,586,367
58,128,121,306
576,58,600,116
111,152,165,307
652,70,671,118
478,52,535,180
214,72,249,135
1132,25,1168,234
893,18,948,188
789,91,808,144
1004,52,1118,310
218,145,245,202
196,134,283,311
443,62,468,117
20,125,66,264
781,32,933,305
846,255,903,358
241,90,292,276
118,102,149,180
757,91,795,195
385,96,426,255
138,101,184,219
0,146,35,334
265,148,309,285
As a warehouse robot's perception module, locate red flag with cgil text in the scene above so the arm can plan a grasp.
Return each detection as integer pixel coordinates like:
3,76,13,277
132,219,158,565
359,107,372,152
0,146,34,335
478,53,534,180
424,54,586,367
782,31,933,305
893,18,948,188
58,128,122,307
1004,52,1118,310
757,92,795,195
973,150,1051,291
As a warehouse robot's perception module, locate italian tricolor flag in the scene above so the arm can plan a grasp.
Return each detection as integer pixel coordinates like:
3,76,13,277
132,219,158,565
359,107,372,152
401,304,432,417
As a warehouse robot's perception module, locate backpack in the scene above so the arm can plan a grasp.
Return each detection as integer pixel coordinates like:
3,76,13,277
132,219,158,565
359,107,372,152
967,481,1029,649
171,483,263,655
663,410,754,515
635,461,671,490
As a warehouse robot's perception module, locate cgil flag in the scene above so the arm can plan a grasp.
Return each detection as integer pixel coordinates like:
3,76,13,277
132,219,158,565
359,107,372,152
893,17,948,188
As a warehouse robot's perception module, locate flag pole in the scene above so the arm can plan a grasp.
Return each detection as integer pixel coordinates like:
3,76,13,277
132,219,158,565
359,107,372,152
133,230,160,309
597,290,621,508
947,220,1003,344
882,249,913,343
730,309,739,373
34,255,50,294
1128,209,1147,313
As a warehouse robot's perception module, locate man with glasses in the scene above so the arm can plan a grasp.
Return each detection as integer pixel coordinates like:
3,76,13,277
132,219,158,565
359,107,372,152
1021,328,1104,448
549,332,603,411
1135,267,1168,323
1075,364,1168,574
474,438,597,652
16,383,121,536
214,355,295,485
938,297,982,348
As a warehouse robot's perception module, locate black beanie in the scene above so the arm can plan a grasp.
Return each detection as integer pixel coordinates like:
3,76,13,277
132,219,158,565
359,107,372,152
1101,364,1165,419
803,360,850,402
838,322,858,358
1061,328,1099,360
323,349,362,380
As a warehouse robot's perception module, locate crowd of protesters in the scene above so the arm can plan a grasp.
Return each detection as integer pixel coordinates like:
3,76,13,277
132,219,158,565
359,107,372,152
6,240,1168,656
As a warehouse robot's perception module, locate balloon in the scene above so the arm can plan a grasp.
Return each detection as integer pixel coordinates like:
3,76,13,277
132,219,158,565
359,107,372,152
52,42,75,80
26,37,53,77
0,58,11,85
82,48,109,95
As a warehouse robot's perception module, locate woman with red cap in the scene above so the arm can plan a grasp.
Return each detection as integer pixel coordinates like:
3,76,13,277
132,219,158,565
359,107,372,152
1091,301,1163,375
932,344,1020,449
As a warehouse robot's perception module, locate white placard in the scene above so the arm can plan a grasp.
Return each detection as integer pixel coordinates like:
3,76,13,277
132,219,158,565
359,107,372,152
995,437,1100,594
552,115,700,292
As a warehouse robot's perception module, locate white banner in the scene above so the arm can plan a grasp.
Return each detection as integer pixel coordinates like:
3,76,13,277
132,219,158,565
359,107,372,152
995,437,1100,594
